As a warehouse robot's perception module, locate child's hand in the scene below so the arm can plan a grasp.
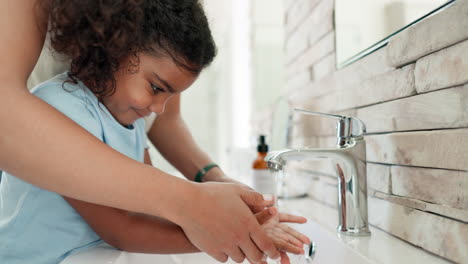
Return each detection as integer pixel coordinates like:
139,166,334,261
250,207,310,264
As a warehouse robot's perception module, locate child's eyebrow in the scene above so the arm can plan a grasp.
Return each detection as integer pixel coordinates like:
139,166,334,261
153,72,175,93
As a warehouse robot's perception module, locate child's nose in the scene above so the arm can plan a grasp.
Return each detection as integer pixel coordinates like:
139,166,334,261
149,96,172,114
149,102,166,114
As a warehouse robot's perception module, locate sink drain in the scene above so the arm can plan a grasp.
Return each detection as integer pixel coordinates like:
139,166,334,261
305,241,316,262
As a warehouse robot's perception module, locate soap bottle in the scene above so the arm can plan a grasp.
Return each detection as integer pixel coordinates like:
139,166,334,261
252,135,275,195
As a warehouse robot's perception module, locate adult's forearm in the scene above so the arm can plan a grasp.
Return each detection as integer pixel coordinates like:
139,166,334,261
0,87,196,223
0,0,194,223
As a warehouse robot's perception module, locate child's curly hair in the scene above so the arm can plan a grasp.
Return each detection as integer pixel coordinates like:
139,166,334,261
47,0,217,98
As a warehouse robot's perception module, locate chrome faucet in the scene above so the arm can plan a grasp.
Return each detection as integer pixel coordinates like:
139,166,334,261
266,109,371,236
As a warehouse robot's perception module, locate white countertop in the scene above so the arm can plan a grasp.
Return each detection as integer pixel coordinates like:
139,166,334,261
61,196,449,264
280,197,449,264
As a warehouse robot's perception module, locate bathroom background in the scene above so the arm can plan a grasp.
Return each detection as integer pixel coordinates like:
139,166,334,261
21,0,467,262
257,0,467,263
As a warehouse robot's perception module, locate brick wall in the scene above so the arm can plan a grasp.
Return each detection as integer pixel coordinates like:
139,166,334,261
259,0,468,262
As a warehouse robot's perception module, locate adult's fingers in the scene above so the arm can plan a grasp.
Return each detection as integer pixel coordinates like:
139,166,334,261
278,213,307,224
240,190,275,208
250,205,267,214
249,225,281,260
208,251,229,263
255,207,277,225
225,247,246,263
280,251,291,264
247,253,268,264
238,235,264,263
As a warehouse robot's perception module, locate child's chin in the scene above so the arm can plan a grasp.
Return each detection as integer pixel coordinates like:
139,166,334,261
116,117,136,127
126,119,138,125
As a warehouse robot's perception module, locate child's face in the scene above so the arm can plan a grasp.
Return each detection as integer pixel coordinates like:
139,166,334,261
101,53,198,126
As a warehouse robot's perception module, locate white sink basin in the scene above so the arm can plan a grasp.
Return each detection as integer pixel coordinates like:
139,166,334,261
61,216,371,264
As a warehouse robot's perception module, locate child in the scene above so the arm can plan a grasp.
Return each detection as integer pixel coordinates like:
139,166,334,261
0,1,309,263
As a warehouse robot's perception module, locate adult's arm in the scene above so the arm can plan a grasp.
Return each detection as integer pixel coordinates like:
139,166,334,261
0,0,183,223
0,0,280,262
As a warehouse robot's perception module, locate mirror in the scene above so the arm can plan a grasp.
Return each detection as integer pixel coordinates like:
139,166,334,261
335,0,455,68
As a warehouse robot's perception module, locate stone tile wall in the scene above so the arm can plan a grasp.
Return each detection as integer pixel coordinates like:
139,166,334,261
255,0,468,262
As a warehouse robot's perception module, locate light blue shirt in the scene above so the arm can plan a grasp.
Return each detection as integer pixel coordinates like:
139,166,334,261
0,73,148,264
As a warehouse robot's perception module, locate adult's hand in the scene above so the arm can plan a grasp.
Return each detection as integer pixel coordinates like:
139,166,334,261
177,182,280,263
202,173,273,214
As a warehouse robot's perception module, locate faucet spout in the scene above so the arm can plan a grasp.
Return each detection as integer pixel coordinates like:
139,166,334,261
266,140,371,236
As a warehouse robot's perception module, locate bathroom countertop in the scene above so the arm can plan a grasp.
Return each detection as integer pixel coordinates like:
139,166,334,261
281,197,450,264
62,196,450,264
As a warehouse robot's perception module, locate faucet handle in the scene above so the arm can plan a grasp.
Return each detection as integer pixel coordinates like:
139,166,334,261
294,109,346,120
294,109,366,143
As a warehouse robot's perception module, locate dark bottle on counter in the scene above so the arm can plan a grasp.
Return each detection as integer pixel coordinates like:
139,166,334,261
252,135,275,194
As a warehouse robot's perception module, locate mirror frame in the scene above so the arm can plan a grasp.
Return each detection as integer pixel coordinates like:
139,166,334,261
335,0,456,69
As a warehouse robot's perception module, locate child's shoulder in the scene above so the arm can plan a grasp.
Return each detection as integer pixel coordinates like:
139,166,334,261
30,73,103,138
31,72,103,121
31,73,90,104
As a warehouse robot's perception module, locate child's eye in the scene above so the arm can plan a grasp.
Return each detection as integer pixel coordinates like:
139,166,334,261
151,83,165,94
